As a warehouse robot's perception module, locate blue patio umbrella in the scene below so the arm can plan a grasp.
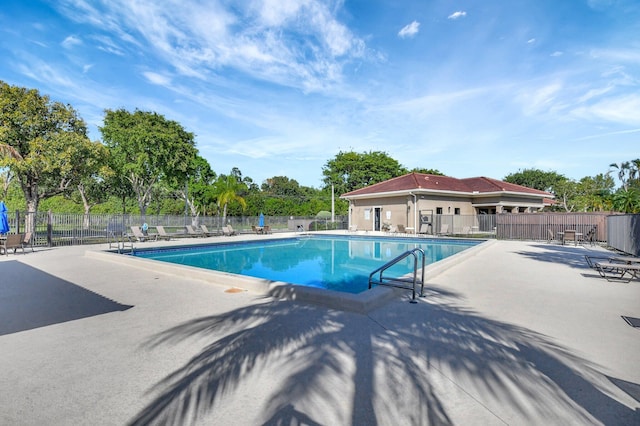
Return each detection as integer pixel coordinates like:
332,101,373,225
0,201,9,235
259,213,265,227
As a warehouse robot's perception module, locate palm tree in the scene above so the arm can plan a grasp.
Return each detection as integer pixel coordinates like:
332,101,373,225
609,161,632,190
612,188,640,213
212,174,247,225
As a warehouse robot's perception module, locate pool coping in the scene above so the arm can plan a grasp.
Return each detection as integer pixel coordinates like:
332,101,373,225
86,234,496,314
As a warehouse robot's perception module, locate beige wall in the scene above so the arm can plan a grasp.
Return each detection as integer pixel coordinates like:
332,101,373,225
349,196,409,231
347,192,546,232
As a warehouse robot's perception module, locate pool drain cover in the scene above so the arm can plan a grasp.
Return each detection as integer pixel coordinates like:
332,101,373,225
622,316,640,328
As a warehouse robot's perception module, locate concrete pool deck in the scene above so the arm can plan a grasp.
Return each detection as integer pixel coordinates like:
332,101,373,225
1,233,639,425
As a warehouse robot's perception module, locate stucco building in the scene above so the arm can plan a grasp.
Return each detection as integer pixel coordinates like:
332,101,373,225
340,173,553,234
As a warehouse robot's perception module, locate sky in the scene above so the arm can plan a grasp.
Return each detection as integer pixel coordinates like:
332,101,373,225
1,0,639,189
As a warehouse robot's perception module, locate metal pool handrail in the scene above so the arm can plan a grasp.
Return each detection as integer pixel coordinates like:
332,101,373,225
368,248,426,303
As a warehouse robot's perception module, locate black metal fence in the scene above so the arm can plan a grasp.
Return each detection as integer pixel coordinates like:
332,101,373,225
3,211,349,247
3,210,636,251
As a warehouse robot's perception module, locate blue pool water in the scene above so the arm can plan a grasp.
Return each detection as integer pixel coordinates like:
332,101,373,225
132,235,481,294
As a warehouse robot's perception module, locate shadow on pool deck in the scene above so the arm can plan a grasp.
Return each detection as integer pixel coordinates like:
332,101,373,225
129,285,640,425
0,261,133,335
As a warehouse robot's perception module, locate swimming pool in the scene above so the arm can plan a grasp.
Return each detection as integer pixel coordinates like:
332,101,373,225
132,235,481,294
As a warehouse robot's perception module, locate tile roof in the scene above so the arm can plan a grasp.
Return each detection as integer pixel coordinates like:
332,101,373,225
341,173,552,197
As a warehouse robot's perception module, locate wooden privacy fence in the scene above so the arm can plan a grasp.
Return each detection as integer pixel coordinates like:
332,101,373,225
495,213,610,242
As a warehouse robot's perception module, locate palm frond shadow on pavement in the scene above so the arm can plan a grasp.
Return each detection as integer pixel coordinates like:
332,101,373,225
129,287,640,425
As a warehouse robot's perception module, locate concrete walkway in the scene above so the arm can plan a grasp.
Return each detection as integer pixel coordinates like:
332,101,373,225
1,236,639,425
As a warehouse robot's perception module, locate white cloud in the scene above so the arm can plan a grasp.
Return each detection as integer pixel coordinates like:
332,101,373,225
527,38,536,44
448,11,467,20
573,94,640,126
82,64,93,73
551,51,563,57
516,82,563,116
143,71,172,86
398,21,420,39
61,35,82,49
52,0,369,94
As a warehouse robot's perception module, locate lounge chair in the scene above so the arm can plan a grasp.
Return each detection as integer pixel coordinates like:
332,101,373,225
155,226,174,240
129,226,157,242
200,225,217,236
228,225,239,235
437,224,450,236
594,261,640,282
186,225,205,237
263,225,271,234
461,226,471,235
585,255,612,269
397,224,406,235
222,226,237,236
1,233,25,256
251,225,263,234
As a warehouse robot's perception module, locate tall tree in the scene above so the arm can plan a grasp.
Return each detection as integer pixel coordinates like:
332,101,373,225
503,168,566,192
0,81,97,231
409,167,445,176
100,109,198,216
174,155,217,218
322,150,407,195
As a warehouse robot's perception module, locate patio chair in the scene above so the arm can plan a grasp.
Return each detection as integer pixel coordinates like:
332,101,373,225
437,223,450,236
263,225,272,234
562,230,577,246
22,231,34,252
547,229,555,244
186,225,205,237
461,226,471,235
129,226,157,242
1,233,25,256
397,224,406,235
583,226,597,246
251,225,263,234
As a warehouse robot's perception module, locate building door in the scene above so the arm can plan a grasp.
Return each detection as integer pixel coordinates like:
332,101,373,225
374,207,381,231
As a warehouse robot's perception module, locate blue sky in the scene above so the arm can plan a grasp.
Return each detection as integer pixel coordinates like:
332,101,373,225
1,0,639,188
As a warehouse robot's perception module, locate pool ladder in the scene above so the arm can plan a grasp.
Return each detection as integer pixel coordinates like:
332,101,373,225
108,231,135,254
368,248,426,303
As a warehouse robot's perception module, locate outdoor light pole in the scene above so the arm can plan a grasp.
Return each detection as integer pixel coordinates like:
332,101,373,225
331,184,335,223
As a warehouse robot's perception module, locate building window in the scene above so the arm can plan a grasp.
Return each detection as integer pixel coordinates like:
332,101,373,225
436,207,443,215
454,208,460,215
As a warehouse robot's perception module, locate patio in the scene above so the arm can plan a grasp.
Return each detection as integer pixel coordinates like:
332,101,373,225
1,236,639,425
